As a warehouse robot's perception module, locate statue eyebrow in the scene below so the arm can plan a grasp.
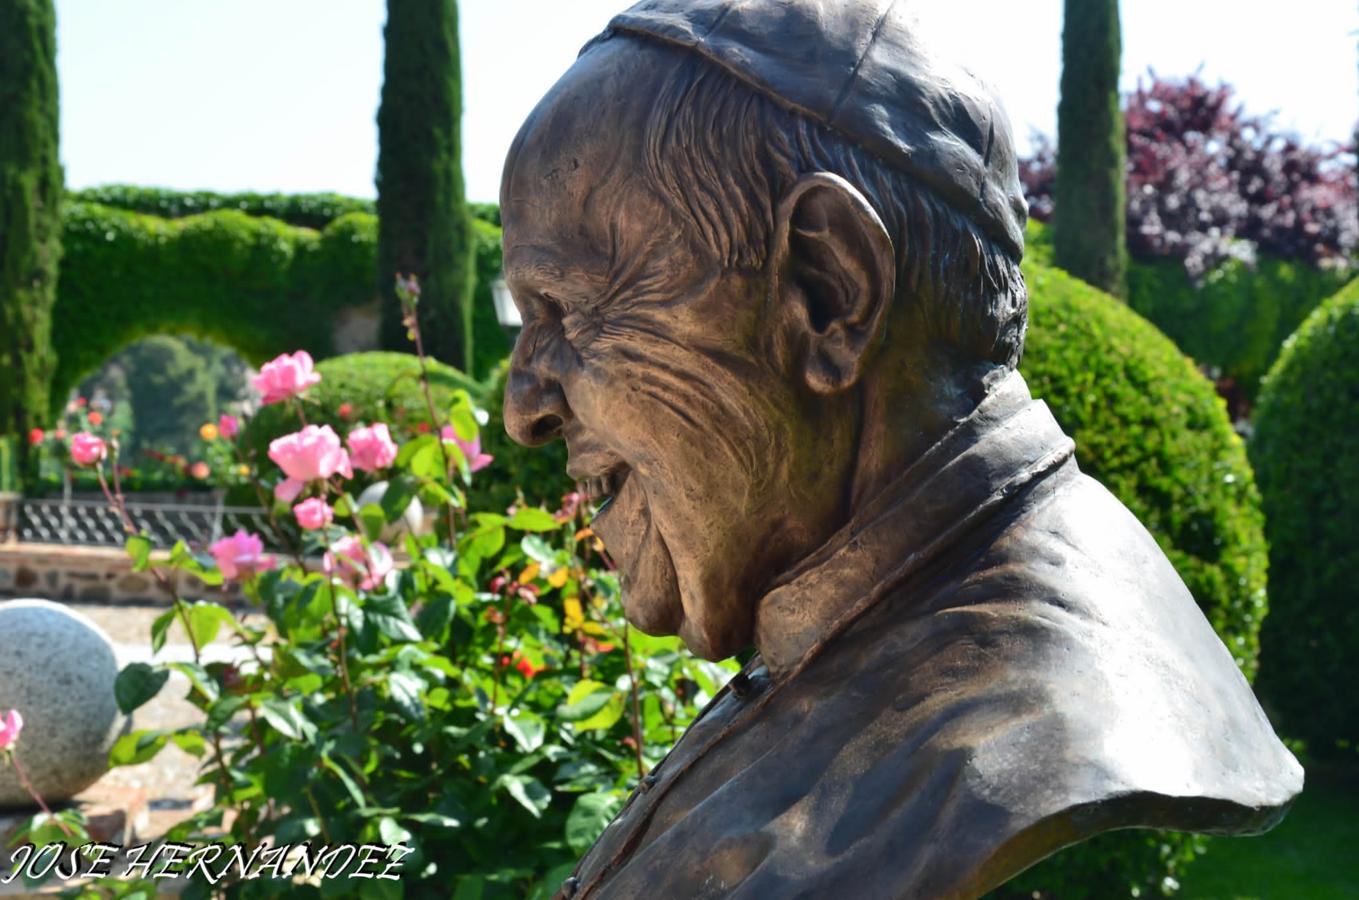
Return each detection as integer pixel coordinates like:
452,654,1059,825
504,250,608,303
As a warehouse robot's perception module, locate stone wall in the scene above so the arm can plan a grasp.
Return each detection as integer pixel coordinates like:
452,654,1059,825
0,541,240,604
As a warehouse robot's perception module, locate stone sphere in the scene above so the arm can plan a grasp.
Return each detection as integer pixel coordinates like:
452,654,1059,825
0,599,126,808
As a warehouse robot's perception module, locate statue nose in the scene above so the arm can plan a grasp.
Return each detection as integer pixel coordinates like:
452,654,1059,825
504,365,570,447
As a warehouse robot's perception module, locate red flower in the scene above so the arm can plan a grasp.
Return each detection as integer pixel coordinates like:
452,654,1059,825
87,411,104,426
516,657,543,679
76,397,87,408
27,428,43,445
338,403,355,419
415,422,431,434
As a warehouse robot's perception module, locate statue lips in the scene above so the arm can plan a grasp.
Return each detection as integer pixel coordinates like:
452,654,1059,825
577,459,684,638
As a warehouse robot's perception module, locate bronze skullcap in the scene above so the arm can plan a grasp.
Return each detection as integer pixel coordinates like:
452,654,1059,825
592,0,1029,259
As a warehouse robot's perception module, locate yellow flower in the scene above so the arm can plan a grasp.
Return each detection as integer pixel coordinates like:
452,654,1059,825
236,464,250,477
199,423,219,442
548,568,570,589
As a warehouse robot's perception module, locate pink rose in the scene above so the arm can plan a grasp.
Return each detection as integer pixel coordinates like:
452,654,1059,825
441,426,494,473
209,530,276,581
323,536,394,592
347,423,398,473
70,432,107,466
267,425,353,503
0,709,22,751
218,414,240,440
252,350,321,406
293,497,334,530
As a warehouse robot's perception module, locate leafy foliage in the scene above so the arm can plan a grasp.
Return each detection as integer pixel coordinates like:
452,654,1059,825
1002,261,1269,897
66,186,375,230
1025,74,1358,277
0,0,62,442
1053,0,1127,297
93,347,734,897
1250,277,1359,758
469,217,514,381
1028,220,1350,398
52,203,377,404
376,0,476,369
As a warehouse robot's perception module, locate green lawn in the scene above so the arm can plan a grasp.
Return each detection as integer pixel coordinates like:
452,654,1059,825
1179,763,1359,899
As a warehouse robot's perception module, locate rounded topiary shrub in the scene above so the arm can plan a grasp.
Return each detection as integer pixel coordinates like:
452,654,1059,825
994,261,1270,898
1249,277,1359,758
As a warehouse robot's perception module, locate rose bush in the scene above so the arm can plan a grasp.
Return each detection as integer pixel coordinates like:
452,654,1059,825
48,279,739,898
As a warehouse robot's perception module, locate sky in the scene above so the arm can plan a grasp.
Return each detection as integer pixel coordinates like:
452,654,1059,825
55,0,1359,205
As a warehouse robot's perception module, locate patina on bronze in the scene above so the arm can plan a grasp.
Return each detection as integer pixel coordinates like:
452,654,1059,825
500,1,1303,896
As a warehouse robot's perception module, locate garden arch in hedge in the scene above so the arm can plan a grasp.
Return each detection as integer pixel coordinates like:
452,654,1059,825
50,201,381,407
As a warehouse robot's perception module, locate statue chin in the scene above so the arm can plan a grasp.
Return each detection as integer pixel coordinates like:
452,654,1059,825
590,471,684,639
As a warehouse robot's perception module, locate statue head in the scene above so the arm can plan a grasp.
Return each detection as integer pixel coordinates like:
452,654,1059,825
501,0,1029,661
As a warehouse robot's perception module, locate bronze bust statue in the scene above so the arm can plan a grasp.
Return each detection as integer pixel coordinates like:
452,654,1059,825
500,1,1303,896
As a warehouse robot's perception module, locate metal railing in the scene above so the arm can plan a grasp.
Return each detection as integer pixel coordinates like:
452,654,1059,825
17,496,284,549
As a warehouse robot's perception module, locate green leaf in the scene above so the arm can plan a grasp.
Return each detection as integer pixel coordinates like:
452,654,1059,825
566,792,624,854
150,607,176,654
497,773,551,818
322,754,368,807
114,662,170,714
109,729,169,766
396,433,438,468
446,394,478,441
169,729,207,758
260,697,316,742
125,533,153,572
508,507,560,532
521,534,556,565
363,593,422,643
504,710,546,753
387,671,425,721
184,601,236,648
573,693,626,732
557,679,612,722
168,661,220,703
358,504,387,542
405,811,461,829
380,474,421,523
415,593,455,640
409,439,444,481
378,816,412,847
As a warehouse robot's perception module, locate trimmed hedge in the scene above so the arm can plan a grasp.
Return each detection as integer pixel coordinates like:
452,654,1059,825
469,217,513,380
67,185,374,230
52,195,508,413
1029,219,1350,396
998,260,1269,898
71,185,504,231
1250,277,1359,757
52,202,377,404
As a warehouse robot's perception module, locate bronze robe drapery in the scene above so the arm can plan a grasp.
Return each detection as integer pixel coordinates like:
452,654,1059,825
560,373,1302,899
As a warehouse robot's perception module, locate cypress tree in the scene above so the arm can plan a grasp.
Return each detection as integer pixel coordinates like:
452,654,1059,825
0,0,62,451
376,0,475,370
1054,0,1127,298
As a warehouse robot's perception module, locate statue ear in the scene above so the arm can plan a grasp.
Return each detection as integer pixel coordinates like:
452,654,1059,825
770,172,895,394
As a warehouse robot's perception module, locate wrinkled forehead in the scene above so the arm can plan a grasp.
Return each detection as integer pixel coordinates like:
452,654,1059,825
500,38,712,295
500,39,680,254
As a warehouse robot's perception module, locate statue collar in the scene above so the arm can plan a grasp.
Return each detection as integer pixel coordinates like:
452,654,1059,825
754,370,1075,677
